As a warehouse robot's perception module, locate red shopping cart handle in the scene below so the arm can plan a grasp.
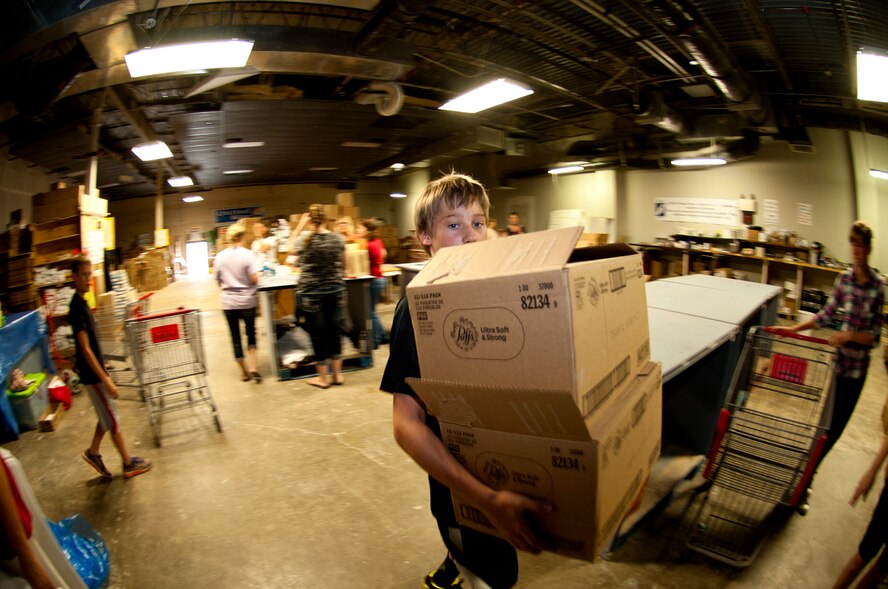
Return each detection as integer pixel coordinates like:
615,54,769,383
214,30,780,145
763,326,830,345
138,292,155,301
131,306,192,321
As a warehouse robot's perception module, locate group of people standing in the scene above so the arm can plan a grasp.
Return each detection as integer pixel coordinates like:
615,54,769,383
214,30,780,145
214,209,390,390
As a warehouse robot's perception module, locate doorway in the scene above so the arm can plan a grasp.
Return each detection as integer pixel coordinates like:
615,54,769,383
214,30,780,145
185,241,209,276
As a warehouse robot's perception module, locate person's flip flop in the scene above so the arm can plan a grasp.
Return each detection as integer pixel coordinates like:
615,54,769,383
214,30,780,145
241,375,251,382
251,372,263,384
306,380,330,390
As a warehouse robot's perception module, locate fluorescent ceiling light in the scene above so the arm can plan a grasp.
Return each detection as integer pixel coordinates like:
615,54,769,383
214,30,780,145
125,40,254,78
132,141,173,161
223,169,254,175
341,141,382,148
391,163,405,170
167,175,194,187
223,140,265,149
548,165,584,175
182,195,204,203
870,168,888,180
308,167,338,171
439,78,534,113
857,49,888,103
390,192,407,198
671,157,727,167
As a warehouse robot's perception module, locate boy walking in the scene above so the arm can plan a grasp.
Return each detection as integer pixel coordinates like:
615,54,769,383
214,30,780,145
69,256,152,479
380,173,550,589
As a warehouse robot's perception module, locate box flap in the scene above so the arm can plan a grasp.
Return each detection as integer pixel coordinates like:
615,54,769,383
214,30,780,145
407,378,590,441
408,226,584,288
567,242,638,263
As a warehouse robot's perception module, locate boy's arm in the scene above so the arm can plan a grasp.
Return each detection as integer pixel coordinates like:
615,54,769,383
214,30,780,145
74,330,118,399
392,392,552,553
0,462,54,589
850,433,888,506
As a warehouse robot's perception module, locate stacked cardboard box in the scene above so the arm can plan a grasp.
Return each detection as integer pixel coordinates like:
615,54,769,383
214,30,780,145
405,226,660,562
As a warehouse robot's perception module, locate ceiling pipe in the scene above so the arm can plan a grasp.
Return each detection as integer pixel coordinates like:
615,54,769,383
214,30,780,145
354,81,405,116
626,0,769,126
634,92,689,135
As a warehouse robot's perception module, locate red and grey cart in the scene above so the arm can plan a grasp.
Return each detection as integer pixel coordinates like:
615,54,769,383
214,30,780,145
124,307,222,446
94,292,154,393
685,326,838,567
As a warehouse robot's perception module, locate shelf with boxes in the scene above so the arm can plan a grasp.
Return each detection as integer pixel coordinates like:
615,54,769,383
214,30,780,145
636,234,841,320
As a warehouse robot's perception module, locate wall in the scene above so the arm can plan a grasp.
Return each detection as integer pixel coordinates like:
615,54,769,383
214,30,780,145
618,127,858,261
0,147,57,227
849,131,888,272
108,180,396,253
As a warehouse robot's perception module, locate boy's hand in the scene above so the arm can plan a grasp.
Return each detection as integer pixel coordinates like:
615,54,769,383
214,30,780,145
483,490,553,554
104,378,119,399
850,468,877,506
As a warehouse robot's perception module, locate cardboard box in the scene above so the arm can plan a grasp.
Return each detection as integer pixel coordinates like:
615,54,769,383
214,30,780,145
38,402,67,432
408,362,662,562
336,192,355,207
341,206,361,220
407,226,650,417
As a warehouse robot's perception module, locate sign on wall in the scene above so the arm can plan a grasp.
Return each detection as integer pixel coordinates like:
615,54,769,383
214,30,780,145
214,206,263,225
653,197,740,225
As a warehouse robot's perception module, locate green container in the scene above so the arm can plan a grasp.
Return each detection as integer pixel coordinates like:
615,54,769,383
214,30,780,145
7,372,48,430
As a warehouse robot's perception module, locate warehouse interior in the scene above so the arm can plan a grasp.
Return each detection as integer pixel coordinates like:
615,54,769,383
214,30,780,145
1,1,888,588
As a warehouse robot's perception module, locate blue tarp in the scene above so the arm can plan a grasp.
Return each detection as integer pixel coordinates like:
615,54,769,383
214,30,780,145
1,311,52,441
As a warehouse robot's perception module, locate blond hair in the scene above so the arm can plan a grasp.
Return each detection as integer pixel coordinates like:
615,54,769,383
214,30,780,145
414,172,490,253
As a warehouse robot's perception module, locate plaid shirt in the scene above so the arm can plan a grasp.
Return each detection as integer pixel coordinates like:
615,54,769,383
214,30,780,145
815,266,885,378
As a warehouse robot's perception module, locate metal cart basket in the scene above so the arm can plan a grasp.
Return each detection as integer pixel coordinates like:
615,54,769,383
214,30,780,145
686,326,838,566
94,292,154,392
124,307,222,445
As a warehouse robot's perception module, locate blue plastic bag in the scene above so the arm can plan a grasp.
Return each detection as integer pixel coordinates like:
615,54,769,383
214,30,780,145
49,514,110,589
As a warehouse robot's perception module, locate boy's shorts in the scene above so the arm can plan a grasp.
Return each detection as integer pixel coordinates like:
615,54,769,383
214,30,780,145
85,382,121,435
436,519,518,589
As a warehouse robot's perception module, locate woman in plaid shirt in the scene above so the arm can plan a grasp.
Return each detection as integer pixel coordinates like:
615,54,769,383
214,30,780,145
785,221,885,473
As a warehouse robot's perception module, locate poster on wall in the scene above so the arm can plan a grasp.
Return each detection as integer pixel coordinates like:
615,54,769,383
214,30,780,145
652,197,740,225
763,199,780,225
214,206,263,225
797,203,813,226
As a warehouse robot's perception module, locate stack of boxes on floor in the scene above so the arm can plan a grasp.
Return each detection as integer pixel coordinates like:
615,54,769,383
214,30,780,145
406,226,661,562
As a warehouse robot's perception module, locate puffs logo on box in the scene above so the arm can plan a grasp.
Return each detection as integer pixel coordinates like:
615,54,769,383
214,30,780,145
444,308,525,359
476,452,554,496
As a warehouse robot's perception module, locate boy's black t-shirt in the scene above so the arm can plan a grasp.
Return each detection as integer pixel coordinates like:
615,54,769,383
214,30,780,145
68,293,104,384
380,297,455,523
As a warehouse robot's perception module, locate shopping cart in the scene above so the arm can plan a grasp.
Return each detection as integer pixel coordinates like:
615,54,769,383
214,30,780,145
685,326,838,567
94,292,154,393
125,307,222,446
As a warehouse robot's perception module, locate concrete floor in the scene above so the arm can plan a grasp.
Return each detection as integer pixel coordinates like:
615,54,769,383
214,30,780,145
3,274,886,588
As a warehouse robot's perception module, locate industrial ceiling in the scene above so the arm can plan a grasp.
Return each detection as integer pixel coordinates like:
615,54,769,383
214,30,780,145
1,0,887,201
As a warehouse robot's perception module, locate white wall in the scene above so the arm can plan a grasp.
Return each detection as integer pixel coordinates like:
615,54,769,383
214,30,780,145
618,127,858,262
849,131,888,272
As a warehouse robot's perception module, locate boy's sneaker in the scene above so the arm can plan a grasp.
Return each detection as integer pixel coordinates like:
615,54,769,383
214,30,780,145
423,554,462,589
82,449,112,478
123,457,152,479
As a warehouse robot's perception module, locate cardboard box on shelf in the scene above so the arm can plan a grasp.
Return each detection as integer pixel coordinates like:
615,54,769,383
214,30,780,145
341,206,361,221
323,204,341,223
32,185,107,223
336,192,354,207
407,226,650,416
408,361,662,562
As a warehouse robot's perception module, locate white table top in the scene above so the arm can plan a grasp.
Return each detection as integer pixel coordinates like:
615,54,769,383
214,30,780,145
646,277,780,326
648,307,739,382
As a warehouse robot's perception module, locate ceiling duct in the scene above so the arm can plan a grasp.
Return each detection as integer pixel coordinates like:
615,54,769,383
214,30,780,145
629,0,769,127
635,92,689,135
354,81,405,116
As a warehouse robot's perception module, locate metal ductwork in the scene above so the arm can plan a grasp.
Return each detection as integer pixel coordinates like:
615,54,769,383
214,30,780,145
629,0,769,126
353,81,405,116
635,92,689,135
